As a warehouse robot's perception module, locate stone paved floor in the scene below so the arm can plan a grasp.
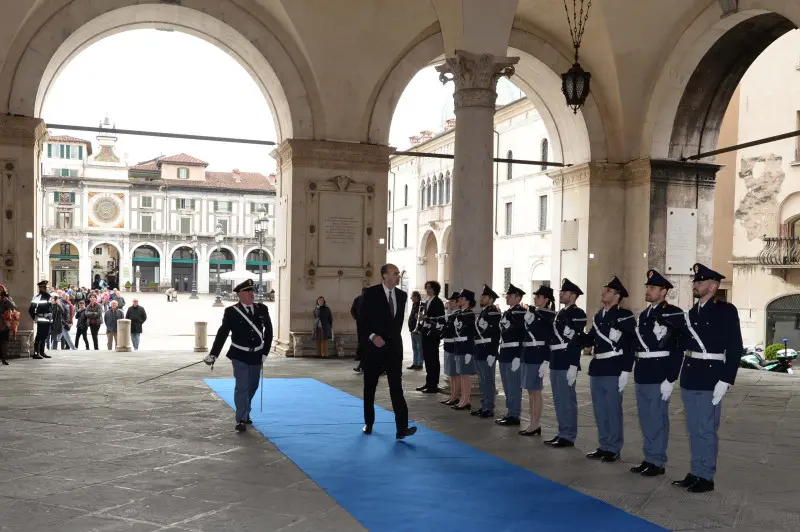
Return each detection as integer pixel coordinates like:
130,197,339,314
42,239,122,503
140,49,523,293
1,351,799,531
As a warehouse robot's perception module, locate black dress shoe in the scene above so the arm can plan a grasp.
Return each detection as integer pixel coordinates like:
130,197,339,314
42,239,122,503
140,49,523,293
362,425,372,435
672,473,699,487
641,465,665,477
586,449,608,460
31,354,43,359
396,426,417,440
407,365,417,370
442,398,458,406
245,418,253,425
601,453,621,463
452,403,471,410
519,427,542,436
1,359,8,366
353,366,363,373
630,461,652,474
235,422,246,432
543,436,560,445
470,408,483,416
416,385,428,391
478,410,494,418
550,438,575,448
41,353,51,358
687,478,714,493
494,416,520,426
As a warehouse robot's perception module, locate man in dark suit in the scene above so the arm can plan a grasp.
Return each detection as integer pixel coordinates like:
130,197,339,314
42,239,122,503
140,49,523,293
417,280,445,393
351,287,367,374
358,263,417,439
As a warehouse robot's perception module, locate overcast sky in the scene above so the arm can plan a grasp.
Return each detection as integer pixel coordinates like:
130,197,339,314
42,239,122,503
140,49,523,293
43,30,524,174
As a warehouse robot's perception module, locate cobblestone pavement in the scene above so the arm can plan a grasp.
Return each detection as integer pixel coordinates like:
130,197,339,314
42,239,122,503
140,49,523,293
1,349,799,531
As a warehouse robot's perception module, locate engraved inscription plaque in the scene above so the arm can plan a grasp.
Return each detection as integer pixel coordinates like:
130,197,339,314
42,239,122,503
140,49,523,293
318,192,363,268
665,208,697,274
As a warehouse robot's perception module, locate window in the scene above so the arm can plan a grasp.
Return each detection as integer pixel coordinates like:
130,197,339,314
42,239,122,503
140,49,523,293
217,219,228,235
504,268,512,292
404,184,408,206
214,200,232,213
426,180,432,207
141,215,152,233
53,192,75,204
177,167,189,179
60,243,72,256
540,138,549,171
505,202,513,235
403,223,408,248
387,227,392,249
445,172,451,203
94,247,103,255
431,179,438,206
56,168,78,177
176,199,195,210
179,217,191,234
538,195,548,231
140,196,153,208
56,211,72,229
438,175,444,205
506,150,513,180
420,185,426,209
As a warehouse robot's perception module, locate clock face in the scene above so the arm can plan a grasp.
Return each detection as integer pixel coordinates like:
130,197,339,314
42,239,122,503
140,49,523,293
87,193,125,228
93,197,120,223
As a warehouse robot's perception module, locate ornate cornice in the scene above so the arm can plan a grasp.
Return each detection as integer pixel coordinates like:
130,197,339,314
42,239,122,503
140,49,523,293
436,50,519,109
650,159,720,188
274,139,394,173
549,162,624,190
622,158,652,187
0,116,48,150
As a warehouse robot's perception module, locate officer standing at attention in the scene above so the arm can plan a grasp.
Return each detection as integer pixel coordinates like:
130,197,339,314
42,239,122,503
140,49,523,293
672,263,742,493
519,285,556,436
545,278,587,447
452,289,478,410
630,269,686,477
471,285,501,418
583,276,636,462
495,284,526,427
29,280,53,359
206,279,273,432
439,292,461,406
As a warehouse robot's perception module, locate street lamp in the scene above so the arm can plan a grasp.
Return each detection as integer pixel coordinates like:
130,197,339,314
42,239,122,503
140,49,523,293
213,222,224,307
255,207,269,303
189,234,198,299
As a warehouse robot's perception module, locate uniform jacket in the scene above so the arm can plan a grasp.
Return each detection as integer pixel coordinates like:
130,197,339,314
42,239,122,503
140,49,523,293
498,304,526,363
522,306,555,365
549,304,588,370
584,305,636,377
453,308,476,356
210,302,274,365
29,292,52,322
439,309,457,354
474,304,501,360
421,297,445,341
633,301,685,384
680,297,743,391
357,283,407,358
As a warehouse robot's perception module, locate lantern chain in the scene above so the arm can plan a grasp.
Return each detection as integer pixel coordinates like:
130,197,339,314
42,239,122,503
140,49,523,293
564,0,592,61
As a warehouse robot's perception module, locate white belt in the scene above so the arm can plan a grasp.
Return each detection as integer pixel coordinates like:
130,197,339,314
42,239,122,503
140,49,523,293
500,342,519,348
475,338,491,345
687,351,725,361
549,343,568,351
231,342,264,352
453,336,469,342
522,340,546,347
636,351,670,359
443,338,454,343
594,350,622,360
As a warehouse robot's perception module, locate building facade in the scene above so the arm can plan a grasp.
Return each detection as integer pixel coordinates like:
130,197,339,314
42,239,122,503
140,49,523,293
387,99,553,299
41,120,276,294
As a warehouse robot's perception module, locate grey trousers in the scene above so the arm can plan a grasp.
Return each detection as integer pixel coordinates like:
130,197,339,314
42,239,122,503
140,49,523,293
636,383,669,467
682,388,721,481
475,359,496,411
550,369,578,442
590,375,624,454
498,361,521,418
232,359,261,422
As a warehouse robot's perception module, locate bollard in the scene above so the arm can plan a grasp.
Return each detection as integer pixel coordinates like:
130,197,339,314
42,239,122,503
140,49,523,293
194,322,208,352
116,319,132,352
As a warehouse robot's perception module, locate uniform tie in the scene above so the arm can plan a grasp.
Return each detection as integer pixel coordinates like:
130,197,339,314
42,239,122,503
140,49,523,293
246,306,253,317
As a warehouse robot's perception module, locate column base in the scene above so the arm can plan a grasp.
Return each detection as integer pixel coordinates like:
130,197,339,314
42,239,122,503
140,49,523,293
276,332,359,358
194,347,209,352
4,331,33,358
116,346,132,352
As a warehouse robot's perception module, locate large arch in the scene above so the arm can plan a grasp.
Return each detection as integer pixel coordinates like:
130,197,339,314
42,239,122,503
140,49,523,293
204,244,239,263
643,3,800,160
1,0,320,141
244,245,275,263
130,241,164,258
89,240,122,257
365,25,609,164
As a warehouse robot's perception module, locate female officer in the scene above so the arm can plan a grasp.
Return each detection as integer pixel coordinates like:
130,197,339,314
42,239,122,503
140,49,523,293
440,292,461,406
452,289,477,410
519,285,556,436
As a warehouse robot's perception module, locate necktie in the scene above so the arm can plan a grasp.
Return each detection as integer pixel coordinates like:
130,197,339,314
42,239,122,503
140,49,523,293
388,290,395,317
246,306,253,317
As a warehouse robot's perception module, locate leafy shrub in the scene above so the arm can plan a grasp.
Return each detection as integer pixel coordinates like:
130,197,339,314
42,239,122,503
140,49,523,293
764,343,785,361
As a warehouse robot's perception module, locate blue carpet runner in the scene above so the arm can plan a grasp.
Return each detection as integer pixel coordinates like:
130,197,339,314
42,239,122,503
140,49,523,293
205,377,667,531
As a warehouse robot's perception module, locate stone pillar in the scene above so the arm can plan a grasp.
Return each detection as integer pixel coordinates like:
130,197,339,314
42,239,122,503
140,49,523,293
79,237,91,288
0,116,47,358
271,140,393,357
194,321,208,352
121,237,131,288
115,319,132,352
436,51,518,292
436,253,448,289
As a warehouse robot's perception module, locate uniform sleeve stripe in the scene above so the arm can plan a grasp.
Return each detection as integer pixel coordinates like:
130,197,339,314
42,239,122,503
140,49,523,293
617,315,635,321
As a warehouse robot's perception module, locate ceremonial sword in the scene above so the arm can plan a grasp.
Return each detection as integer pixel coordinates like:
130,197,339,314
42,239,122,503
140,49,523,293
137,355,215,385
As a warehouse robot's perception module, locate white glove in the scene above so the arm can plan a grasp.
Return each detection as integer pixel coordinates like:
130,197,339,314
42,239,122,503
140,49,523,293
618,371,629,392
660,379,674,401
203,354,217,366
487,355,496,366
538,360,548,378
465,354,472,364
511,358,521,372
711,381,730,405
566,365,578,387
563,326,575,340
609,328,622,343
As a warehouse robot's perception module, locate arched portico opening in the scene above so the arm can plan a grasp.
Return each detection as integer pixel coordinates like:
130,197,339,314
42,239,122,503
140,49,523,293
765,294,800,348
91,243,120,290
132,245,161,290
420,231,439,286
171,246,196,293
48,241,79,288
246,248,273,294
209,248,235,295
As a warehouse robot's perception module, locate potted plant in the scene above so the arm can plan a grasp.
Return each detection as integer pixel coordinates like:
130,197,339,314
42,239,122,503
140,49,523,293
124,281,132,292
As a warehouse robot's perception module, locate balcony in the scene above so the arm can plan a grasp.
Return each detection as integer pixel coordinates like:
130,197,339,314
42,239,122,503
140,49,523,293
759,237,800,267
418,204,452,227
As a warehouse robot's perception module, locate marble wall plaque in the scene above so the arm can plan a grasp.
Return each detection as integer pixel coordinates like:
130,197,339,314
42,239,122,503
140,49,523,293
665,207,697,275
318,192,363,268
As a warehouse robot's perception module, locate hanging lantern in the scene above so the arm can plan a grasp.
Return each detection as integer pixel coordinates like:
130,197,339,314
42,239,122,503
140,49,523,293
561,0,593,113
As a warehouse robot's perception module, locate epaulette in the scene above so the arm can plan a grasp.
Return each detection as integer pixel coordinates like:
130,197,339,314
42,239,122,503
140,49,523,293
661,302,667,308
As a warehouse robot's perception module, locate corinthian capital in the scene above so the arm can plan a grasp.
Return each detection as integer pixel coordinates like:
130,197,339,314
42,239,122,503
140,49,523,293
436,50,519,109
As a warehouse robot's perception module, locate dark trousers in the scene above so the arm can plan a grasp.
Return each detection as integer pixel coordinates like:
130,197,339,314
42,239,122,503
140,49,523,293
76,327,90,349
362,343,408,433
421,335,440,390
34,322,50,356
0,329,8,360
89,324,100,350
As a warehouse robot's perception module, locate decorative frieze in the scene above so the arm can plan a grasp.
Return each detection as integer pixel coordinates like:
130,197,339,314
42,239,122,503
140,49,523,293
274,139,394,173
436,50,519,109
549,162,624,190
0,116,48,149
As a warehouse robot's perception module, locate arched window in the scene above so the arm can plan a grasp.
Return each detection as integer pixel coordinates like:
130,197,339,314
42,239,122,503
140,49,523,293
404,184,408,206
506,149,513,180
426,179,432,207
420,182,426,209
438,173,444,205
445,171,452,204
540,138,549,171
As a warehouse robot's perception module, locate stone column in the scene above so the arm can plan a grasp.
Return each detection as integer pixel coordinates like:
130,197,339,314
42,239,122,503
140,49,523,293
194,321,208,352
436,253,448,289
0,116,47,358
115,319,132,352
79,237,91,288
271,140,393,357
436,51,518,292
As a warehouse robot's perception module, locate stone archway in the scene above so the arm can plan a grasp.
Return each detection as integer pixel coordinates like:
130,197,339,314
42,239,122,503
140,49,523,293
765,293,800,348
419,230,438,286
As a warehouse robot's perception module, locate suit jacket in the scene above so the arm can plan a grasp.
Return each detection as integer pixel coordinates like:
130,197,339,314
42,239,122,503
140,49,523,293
357,283,407,357
421,296,445,340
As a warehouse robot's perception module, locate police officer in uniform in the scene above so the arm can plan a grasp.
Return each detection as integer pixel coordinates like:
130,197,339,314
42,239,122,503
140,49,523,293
495,283,526,427
29,280,52,359
519,285,556,436
206,279,273,432
545,278,587,447
630,269,686,477
439,292,461,406
583,276,636,462
471,285,501,418
452,289,478,410
672,263,742,493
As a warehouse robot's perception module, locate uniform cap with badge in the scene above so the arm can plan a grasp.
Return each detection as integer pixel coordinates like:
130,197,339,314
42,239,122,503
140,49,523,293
481,284,499,300
691,262,725,283
645,269,673,289
234,279,255,293
533,284,554,300
505,283,525,297
604,276,629,298
448,292,460,301
458,288,476,306
559,278,583,296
